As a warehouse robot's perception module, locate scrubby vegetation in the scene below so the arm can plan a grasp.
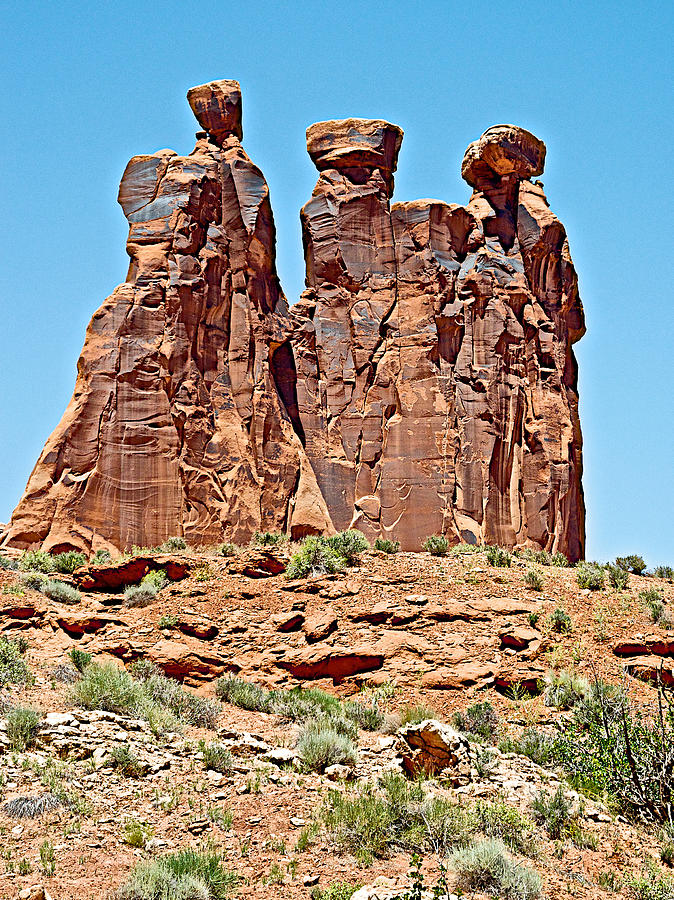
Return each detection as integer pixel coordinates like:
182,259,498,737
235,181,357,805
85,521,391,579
159,536,187,552
422,535,449,556
251,531,287,548
616,554,647,575
606,561,630,589
6,706,41,750
199,741,232,773
326,530,369,563
543,669,589,709
0,635,32,686
450,838,541,899
486,545,512,567
52,550,87,573
576,561,605,590
113,849,238,899
453,701,500,741
286,536,347,579
523,567,543,591
18,549,56,573
42,579,82,604
296,720,358,772
549,606,572,633
373,537,399,554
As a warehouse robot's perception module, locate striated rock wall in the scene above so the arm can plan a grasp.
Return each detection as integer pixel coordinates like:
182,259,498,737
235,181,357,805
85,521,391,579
3,83,585,559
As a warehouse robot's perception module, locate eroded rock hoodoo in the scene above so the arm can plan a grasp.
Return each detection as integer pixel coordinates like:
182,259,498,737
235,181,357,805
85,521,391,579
3,86,585,559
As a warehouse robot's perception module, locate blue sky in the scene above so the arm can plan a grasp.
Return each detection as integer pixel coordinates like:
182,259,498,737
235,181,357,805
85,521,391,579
1,0,672,564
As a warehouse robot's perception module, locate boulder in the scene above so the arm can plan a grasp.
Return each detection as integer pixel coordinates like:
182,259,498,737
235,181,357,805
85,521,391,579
396,719,473,783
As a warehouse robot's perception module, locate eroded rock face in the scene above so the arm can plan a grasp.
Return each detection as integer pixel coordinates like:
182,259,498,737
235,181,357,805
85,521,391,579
291,120,585,558
3,87,585,560
4,80,332,553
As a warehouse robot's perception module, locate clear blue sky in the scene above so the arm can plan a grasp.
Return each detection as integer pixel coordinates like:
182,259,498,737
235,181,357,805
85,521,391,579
1,0,672,565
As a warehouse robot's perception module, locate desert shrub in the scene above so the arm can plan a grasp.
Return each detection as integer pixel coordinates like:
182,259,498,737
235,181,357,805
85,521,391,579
251,531,286,547
0,636,32,686
373,538,399,554
311,884,361,900
606,562,630,590
326,530,369,563
398,703,438,727
200,741,232,773
449,839,541,899
655,566,674,581
52,551,87,573
49,663,80,684
499,728,554,767
92,549,112,564
576,562,605,590
286,536,346,579
136,666,220,728
160,536,186,552
296,720,358,772
449,542,483,556
544,669,589,709
218,542,237,557
527,611,540,627
215,676,270,711
616,555,648,576
422,535,449,556
641,589,669,624
122,818,154,848
158,614,178,629
20,571,49,591
7,706,41,750
531,786,572,839
111,745,143,778
73,663,148,715
113,849,238,900
524,568,543,591
2,794,61,819
18,550,55,573
474,798,535,854
69,648,92,673
0,554,18,570
142,569,168,589
124,582,158,608
486,545,512,567
624,867,674,900
551,552,568,567
42,580,82,604
549,606,572,633
453,701,500,741
342,698,385,731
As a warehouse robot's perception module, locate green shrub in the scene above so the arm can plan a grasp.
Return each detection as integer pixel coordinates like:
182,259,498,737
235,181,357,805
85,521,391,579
18,550,55,573
606,563,630,590
551,552,568,567
474,799,535,854
527,611,540,627
286,536,346,578
624,867,674,900
73,663,148,716
655,566,674,581
92,549,112,564
422,535,449,556
111,745,143,778
0,636,32,686
113,849,238,899
326,530,369,563
544,669,589,709
296,720,358,772
453,701,500,741
449,839,541,899
616,555,647,576
122,818,154,848
160,536,186,552
69,648,92,673
549,606,572,633
342,698,385,731
398,703,437,727
373,538,400,554
218,542,237,557
523,568,543,591
215,676,270,711
251,531,287,547
641,589,669,624
52,551,87,574
158,614,178,629
2,794,61,819
124,582,158,608
20,571,49,591
200,741,232,773
531,786,572,839
576,562,605,590
311,884,361,900
42,580,82,604
6,706,41,750
0,554,18,570
499,727,554,767
486,545,512,567
142,569,168,589
449,542,483,556
135,664,220,728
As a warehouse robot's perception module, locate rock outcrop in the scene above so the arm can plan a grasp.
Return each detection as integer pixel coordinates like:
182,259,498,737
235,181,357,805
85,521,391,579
3,85,585,559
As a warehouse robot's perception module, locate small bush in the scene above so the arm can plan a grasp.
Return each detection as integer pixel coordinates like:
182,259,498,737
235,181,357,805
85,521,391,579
158,614,178,629
142,569,168,589
113,849,238,900
616,555,647,576
450,839,541,899
0,554,18,570
551,552,568,567
486,545,512,567
124,582,158,608
52,551,87,573
2,794,61,819
111,745,143,778
474,799,535,854
0,636,32,686
200,741,232,773
453,701,500,741
398,703,437,727
530,786,573,839
7,706,41,750
215,676,270,711
20,571,49,591
296,720,358,772
373,538,399,554
73,663,147,716
625,867,674,900
655,566,674,581
42,579,82,604
606,563,630,590
122,818,154,848
342,698,385,731
251,531,287,547
499,727,554,767
286,536,346,579
576,562,605,590
137,666,220,728
524,568,543,591
69,648,92,673
527,611,540,627
549,606,572,633
544,669,589,709
92,549,112,564
422,535,449,556
18,550,55,573
311,884,361,900
160,536,186,552
218,542,237,557
327,530,369,563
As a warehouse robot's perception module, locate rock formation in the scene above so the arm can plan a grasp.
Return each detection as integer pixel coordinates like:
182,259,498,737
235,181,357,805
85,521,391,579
2,84,585,559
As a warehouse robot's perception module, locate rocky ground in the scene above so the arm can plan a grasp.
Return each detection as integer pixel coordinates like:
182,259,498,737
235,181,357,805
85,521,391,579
1,541,673,899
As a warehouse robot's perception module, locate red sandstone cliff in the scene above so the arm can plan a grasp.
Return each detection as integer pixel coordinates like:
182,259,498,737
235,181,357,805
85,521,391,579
2,85,585,559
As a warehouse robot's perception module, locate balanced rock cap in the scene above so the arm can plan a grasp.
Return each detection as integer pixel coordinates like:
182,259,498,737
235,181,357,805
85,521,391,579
187,79,243,143
461,125,546,187
306,118,403,175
